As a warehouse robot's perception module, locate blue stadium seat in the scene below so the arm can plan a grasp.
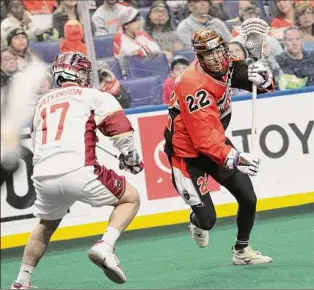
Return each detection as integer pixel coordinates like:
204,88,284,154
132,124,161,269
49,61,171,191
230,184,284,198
123,53,169,79
173,50,196,63
30,40,60,63
94,35,114,58
120,75,163,107
102,57,123,80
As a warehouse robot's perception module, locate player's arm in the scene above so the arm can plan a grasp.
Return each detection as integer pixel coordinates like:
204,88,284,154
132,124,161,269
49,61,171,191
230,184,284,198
179,86,260,176
231,59,274,93
94,91,143,174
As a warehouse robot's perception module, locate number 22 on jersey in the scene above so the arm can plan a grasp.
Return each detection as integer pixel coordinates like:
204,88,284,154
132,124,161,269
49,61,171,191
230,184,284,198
40,102,69,145
186,89,211,113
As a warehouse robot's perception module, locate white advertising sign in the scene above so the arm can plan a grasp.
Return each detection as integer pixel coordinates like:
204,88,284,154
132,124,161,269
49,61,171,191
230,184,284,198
1,91,314,238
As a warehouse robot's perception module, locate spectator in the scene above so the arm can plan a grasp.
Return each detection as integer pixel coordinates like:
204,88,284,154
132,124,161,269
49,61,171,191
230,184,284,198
92,0,127,36
176,0,232,49
1,0,8,23
144,1,184,62
208,0,230,21
262,41,283,88
1,0,37,41
163,55,189,104
87,0,98,14
231,1,258,38
1,47,18,109
60,19,87,56
231,4,284,57
228,41,248,60
295,1,314,51
295,0,314,5
97,61,131,108
119,0,138,7
166,0,188,25
276,27,314,89
6,27,37,70
227,42,250,96
53,0,79,39
113,6,160,60
22,0,58,14
271,0,295,40
1,0,59,42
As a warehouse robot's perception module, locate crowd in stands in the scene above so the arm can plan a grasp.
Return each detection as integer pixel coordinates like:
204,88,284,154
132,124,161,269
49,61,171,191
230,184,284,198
1,0,314,109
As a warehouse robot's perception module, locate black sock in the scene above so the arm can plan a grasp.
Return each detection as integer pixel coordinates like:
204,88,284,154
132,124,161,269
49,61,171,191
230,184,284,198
189,212,200,228
234,240,249,250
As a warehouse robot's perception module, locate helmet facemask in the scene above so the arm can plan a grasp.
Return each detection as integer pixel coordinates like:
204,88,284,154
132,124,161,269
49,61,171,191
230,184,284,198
197,44,230,78
52,52,93,87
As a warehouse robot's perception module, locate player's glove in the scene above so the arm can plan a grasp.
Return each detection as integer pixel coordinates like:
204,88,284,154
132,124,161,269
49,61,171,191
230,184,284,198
248,61,273,89
119,150,144,175
224,148,260,176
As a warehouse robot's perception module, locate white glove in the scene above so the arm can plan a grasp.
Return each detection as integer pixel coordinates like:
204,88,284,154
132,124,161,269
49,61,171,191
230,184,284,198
225,148,260,176
248,61,273,89
119,150,144,175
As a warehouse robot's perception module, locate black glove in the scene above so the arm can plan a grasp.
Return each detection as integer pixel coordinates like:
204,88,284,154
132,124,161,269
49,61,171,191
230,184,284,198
119,150,144,175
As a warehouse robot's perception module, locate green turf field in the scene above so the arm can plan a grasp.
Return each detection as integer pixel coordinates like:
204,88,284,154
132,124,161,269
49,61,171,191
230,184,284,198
1,206,314,289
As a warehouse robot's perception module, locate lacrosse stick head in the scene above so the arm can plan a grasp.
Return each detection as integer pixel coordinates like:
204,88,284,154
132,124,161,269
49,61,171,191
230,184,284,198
240,18,270,62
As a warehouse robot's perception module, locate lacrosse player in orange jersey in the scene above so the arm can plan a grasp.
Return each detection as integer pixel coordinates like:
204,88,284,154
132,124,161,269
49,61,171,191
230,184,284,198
164,28,274,265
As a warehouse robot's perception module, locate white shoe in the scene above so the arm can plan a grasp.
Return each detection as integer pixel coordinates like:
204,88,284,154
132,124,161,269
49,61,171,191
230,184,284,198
11,282,37,289
189,223,209,248
88,240,126,284
232,245,273,265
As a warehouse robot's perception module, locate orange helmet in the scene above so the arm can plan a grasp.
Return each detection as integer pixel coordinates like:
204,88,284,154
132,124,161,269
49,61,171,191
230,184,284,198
192,28,226,52
192,28,230,77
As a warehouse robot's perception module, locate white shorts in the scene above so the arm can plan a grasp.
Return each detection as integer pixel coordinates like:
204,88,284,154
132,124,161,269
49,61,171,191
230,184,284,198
32,165,126,220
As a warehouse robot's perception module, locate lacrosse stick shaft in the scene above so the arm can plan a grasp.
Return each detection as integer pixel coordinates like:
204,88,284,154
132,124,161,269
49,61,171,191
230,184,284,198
96,144,119,159
251,84,258,154
240,18,270,155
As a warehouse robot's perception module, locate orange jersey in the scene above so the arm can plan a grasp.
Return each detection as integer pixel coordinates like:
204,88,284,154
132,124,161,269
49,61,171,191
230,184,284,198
164,59,274,166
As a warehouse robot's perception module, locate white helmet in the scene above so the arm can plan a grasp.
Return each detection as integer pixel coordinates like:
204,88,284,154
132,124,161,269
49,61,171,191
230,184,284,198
52,51,93,87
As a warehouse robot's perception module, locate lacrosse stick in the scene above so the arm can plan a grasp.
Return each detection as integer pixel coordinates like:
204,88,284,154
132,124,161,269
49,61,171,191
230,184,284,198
240,18,270,154
1,59,47,170
96,144,119,159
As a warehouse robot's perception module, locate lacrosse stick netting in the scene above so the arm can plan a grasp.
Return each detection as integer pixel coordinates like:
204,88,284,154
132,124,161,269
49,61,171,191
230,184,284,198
240,18,270,154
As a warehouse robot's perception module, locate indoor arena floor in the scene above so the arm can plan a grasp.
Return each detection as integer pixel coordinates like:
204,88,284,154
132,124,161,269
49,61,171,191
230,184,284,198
1,205,314,289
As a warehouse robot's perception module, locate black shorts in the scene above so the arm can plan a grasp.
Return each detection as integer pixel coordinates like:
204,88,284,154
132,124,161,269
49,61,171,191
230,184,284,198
169,139,237,206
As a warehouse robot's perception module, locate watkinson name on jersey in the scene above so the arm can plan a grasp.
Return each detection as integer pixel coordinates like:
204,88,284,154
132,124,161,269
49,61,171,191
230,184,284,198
37,87,83,111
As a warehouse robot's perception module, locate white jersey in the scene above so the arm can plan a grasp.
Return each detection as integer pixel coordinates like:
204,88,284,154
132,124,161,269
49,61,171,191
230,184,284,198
31,84,122,178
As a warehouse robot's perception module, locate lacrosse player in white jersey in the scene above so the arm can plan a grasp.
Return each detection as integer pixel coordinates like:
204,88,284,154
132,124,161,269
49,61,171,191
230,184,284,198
11,51,144,289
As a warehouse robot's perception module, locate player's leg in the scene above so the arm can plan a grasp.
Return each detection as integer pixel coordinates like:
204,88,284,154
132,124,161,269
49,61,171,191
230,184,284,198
220,172,272,264
188,194,216,248
169,155,217,248
88,182,140,284
11,174,72,289
221,172,257,250
12,219,62,289
105,182,140,234
74,166,139,284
